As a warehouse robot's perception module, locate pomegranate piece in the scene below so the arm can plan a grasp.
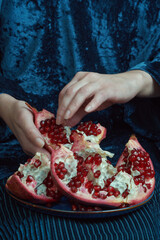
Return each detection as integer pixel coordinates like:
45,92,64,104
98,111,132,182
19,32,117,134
74,121,106,144
26,103,71,148
51,135,155,208
6,153,61,204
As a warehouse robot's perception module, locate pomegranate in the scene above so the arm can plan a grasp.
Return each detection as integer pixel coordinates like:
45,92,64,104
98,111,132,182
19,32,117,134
51,135,155,207
6,104,155,209
26,103,71,148
6,152,61,204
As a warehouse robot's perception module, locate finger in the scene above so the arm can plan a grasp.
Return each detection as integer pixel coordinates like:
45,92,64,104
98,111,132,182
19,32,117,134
57,76,89,124
58,71,88,104
64,107,87,127
85,91,113,112
14,125,49,157
63,82,98,120
17,109,45,148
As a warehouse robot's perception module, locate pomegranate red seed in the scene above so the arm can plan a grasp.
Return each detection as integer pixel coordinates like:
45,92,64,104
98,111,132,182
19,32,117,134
40,120,45,127
99,193,107,199
26,175,34,183
107,186,115,193
46,189,55,198
85,181,93,189
27,158,32,163
93,185,101,192
61,168,67,174
88,187,93,194
94,170,101,178
122,189,129,198
71,186,78,193
34,159,41,168
85,156,93,164
146,183,151,189
58,172,65,180
94,154,102,166
17,171,24,178
58,162,65,169
114,190,120,197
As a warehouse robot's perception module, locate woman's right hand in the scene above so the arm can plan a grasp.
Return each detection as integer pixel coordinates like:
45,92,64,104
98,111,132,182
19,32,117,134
0,94,49,156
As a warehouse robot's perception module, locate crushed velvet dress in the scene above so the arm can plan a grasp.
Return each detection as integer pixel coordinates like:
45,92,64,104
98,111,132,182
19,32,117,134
0,1,160,239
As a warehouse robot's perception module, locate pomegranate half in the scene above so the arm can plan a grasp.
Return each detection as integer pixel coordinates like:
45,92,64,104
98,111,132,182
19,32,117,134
6,152,61,204
51,135,155,207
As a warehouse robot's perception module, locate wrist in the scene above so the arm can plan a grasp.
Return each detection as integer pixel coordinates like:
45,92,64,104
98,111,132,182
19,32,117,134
131,70,158,97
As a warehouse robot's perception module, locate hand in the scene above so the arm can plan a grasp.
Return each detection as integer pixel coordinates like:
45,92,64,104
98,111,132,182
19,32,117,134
0,94,49,156
56,70,156,126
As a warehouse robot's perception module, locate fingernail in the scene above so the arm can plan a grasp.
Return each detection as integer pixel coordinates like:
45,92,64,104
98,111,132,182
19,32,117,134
36,138,45,148
64,110,71,119
85,105,92,112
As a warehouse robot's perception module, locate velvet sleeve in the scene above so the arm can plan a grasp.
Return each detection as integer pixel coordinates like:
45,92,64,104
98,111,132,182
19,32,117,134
124,55,160,150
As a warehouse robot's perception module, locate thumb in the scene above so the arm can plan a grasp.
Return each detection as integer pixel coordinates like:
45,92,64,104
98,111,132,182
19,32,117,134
20,109,45,148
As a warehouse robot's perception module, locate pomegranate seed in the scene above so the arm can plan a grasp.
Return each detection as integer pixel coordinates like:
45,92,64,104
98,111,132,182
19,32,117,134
94,170,101,178
34,159,41,168
71,186,78,193
134,176,140,185
94,154,102,166
99,193,107,199
27,158,32,163
146,183,151,189
122,189,129,198
58,162,65,169
17,171,24,178
85,181,93,188
85,156,93,164
88,187,93,194
79,177,84,183
45,180,53,188
107,186,115,193
107,191,114,196
117,165,125,172
46,189,55,198
26,175,34,183
61,167,67,174
58,172,65,180
40,120,45,127
129,155,136,162
75,181,81,188
114,190,120,197
93,185,101,192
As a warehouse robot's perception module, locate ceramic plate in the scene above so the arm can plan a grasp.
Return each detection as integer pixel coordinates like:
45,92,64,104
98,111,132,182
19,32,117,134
6,188,154,219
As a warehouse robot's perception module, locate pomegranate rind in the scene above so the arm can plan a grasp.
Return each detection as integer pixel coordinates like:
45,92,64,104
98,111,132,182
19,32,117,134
6,173,57,204
116,135,155,205
26,103,55,129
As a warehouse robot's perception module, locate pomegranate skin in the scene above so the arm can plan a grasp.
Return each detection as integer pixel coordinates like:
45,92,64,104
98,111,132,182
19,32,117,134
6,153,61,205
6,173,57,204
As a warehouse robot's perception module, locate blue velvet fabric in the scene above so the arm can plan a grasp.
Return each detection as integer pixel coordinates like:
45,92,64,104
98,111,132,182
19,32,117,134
0,1,160,239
